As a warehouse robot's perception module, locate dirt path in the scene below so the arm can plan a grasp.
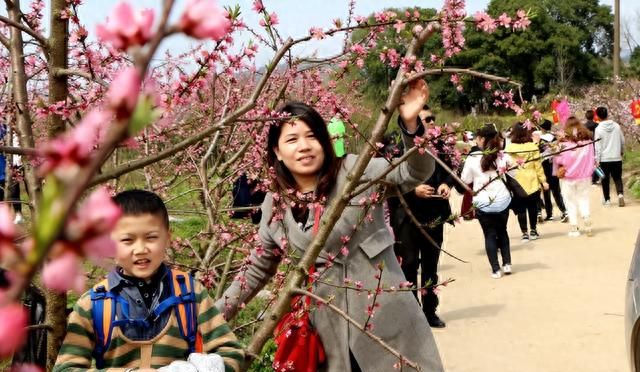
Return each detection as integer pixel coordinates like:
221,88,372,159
432,186,640,372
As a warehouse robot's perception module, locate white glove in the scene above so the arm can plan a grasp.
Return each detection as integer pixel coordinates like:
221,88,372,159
188,353,226,372
157,360,198,372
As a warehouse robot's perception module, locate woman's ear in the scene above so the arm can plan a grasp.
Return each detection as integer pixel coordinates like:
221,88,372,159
274,146,282,161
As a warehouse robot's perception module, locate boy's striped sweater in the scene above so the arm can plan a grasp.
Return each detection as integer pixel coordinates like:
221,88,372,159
53,277,244,372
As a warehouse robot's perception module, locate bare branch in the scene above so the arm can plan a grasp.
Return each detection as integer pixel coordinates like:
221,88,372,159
0,14,48,50
54,68,108,88
291,288,420,371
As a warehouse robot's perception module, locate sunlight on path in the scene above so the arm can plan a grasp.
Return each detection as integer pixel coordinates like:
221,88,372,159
433,186,638,372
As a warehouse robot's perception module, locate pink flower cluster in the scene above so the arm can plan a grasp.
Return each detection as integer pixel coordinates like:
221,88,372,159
42,187,122,293
179,0,232,41
0,303,28,359
474,9,531,33
440,0,467,58
96,2,154,50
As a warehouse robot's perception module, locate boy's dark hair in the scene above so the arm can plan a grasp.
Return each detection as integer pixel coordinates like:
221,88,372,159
112,189,169,228
595,106,608,120
585,110,595,121
540,119,552,131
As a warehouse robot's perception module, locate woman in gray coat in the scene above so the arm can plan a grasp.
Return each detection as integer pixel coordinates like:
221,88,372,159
216,80,444,372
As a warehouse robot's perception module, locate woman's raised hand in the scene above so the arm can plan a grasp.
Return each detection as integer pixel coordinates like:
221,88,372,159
398,79,430,133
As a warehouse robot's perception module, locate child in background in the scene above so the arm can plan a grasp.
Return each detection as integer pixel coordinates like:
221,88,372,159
54,189,243,372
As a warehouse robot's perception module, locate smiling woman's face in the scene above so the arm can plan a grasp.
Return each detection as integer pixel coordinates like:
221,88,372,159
274,119,325,188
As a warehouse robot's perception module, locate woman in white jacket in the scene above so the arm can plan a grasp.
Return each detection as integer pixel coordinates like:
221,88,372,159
461,124,513,278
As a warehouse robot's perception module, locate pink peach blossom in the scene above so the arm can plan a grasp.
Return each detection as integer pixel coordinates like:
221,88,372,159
251,0,264,12
66,187,122,241
0,303,28,358
106,67,141,118
0,205,16,256
39,109,111,180
180,0,231,41
42,250,86,293
96,2,154,50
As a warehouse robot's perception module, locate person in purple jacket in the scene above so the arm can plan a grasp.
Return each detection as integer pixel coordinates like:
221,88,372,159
553,117,596,237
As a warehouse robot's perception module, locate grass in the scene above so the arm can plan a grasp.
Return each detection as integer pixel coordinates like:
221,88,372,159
624,149,640,199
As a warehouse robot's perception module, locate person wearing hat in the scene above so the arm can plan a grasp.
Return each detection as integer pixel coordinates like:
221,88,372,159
390,105,454,328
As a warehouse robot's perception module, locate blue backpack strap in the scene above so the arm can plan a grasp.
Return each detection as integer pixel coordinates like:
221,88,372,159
90,280,115,369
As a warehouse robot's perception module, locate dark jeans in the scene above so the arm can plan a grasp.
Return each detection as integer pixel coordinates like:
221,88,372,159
394,221,443,316
513,192,539,233
0,179,21,213
600,161,623,201
541,160,566,217
476,209,511,273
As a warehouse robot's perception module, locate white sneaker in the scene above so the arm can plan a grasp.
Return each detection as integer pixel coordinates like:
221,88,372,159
491,271,502,279
503,264,512,275
13,213,23,224
583,219,593,237
568,225,580,237
603,200,611,207
619,194,625,207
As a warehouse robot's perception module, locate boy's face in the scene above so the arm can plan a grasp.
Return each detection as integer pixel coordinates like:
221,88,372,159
111,213,170,281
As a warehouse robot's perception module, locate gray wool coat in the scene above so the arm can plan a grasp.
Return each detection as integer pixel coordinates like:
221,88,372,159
216,133,444,372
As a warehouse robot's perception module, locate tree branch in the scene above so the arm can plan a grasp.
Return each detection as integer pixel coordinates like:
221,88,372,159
291,288,420,371
54,68,108,87
0,14,48,50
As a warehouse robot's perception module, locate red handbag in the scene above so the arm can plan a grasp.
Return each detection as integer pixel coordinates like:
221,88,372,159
272,208,327,372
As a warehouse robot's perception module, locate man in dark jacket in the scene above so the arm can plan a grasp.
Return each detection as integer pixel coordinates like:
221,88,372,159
390,106,455,329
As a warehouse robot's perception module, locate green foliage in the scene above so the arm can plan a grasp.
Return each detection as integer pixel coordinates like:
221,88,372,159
171,217,206,239
624,150,640,199
350,2,613,113
248,339,277,372
459,0,613,97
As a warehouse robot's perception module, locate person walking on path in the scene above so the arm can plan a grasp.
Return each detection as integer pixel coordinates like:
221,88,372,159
594,106,625,207
505,122,549,242
217,80,444,372
390,105,454,329
461,124,513,279
537,119,568,222
553,117,596,237
584,109,601,185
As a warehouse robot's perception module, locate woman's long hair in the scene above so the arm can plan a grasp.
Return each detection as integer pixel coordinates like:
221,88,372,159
267,101,341,198
563,116,592,142
510,121,533,144
480,133,503,172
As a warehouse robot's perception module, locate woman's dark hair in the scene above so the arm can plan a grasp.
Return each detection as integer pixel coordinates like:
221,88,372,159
540,119,552,131
267,101,340,198
563,116,592,142
509,122,533,144
480,131,503,172
475,123,498,139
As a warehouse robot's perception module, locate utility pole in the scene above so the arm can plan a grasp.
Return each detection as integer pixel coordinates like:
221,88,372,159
613,0,620,79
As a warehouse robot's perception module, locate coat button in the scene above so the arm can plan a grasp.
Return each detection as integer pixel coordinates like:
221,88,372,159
143,293,149,298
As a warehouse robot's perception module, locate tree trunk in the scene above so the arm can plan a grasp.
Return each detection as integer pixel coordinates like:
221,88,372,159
45,0,70,369
6,0,40,208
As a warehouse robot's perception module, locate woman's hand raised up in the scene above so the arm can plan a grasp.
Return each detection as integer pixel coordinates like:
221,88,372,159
398,79,430,133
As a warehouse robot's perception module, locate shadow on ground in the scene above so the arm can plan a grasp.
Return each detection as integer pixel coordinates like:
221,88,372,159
441,304,505,322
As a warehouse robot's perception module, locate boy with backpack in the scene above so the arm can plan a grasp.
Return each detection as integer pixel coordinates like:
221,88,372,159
54,190,244,372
